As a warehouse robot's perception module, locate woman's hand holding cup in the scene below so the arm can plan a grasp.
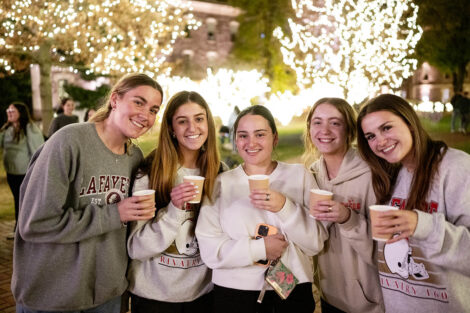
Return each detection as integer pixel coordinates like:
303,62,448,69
118,189,156,222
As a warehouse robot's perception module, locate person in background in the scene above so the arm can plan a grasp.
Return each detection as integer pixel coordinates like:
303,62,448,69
47,97,79,137
304,98,384,313
0,102,44,239
84,107,97,122
196,105,329,313
357,93,470,313
12,73,163,313
127,90,223,313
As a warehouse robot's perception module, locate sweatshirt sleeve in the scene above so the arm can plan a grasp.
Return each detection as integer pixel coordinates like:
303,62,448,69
337,175,378,267
275,168,329,256
196,177,266,269
127,175,193,260
18,131,123,244
411,152,470,275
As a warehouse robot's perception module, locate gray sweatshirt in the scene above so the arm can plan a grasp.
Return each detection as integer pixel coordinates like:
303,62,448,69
311,148,384,313
378,148,470,312
127,167,212,302
12,123,143,311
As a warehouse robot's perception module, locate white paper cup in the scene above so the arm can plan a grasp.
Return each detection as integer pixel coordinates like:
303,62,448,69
133,189,155,197
183,175,205,203
369,205,399,241
248,175,269,192
309,189,333,218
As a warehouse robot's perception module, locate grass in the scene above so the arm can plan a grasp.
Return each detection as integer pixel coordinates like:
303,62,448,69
0,115,468,222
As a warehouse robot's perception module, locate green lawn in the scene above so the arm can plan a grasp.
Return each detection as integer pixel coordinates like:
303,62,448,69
0,115,468,221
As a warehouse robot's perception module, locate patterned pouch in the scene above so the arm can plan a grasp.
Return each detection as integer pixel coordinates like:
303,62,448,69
265,259,298,300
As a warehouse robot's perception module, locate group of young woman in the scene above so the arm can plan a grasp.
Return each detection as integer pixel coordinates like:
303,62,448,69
10,72,469,313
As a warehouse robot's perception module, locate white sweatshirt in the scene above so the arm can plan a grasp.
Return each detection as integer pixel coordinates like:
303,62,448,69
378,148,470,312
195,162,329,291
127,167,212,302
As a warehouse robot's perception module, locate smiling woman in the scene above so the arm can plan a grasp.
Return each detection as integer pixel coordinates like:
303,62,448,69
12,73,163,313
196,105,329,313
126,90,223,313
302,97,384,313
357,94,470,313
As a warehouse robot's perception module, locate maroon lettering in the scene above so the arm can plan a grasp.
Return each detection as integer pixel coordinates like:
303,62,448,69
103,176,110,192
86,177,97,194
112,176,119,188
120,177,128,193
99,175,106,193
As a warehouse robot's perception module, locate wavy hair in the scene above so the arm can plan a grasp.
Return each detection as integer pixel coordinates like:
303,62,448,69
357,94,448,211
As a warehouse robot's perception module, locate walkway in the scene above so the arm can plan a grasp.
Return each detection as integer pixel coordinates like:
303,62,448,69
0,220,16,313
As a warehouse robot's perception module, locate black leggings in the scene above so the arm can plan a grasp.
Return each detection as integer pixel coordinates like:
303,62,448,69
130,291,213,313
213,283,315,313
6,173,25,230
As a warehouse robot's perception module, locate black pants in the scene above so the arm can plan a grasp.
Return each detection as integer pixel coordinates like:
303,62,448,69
130,291,213,313
6,173,25,230
213,283,315,313
321,298,346,313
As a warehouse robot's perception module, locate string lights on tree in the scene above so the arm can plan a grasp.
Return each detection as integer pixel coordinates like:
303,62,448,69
0,0,199,131
273,0,423,104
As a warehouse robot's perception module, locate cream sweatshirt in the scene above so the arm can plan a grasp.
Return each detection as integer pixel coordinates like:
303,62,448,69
196,162,329,291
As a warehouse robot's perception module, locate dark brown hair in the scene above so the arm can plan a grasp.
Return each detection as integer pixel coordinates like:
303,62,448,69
1,102,34,142
357,94,448,211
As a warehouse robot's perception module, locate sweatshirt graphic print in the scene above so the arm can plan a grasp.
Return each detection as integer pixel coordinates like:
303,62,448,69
378,198,448,306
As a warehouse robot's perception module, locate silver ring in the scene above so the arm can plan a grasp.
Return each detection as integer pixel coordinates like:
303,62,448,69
265,193,270,201
328,206,333,212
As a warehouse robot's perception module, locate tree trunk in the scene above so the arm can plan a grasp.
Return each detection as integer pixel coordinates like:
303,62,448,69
37,41,53,136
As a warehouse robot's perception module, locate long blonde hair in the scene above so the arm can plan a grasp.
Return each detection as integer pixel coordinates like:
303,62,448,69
148,91,220,209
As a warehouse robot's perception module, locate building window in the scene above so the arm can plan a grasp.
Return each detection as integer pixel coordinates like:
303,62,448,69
229,20,240,42
206,17,217,41
423,74,428,81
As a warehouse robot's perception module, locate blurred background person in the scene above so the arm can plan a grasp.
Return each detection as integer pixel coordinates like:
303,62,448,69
84,107,97,122
0,101,44,239
47,97,79,137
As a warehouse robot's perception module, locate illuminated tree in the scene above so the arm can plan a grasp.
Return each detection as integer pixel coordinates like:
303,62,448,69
274,0,422,104
0,0,198,132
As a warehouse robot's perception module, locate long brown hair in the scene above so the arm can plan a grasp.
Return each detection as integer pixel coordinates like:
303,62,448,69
357,94,448,211
148,91,220,209
302,97,357,166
